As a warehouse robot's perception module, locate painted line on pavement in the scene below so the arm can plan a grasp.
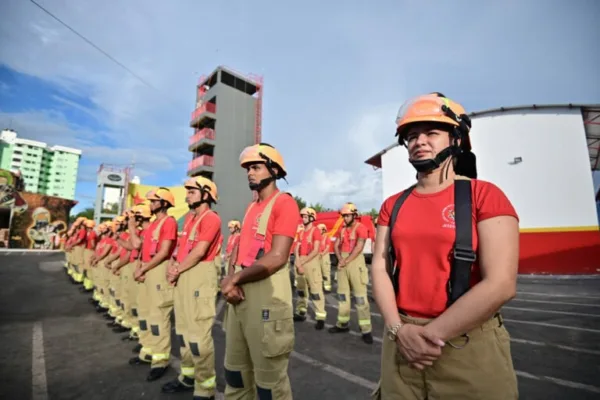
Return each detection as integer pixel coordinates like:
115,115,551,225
517,291,600,300
303,308,600,395
510,337,600,357
32,322,49,400
510,298,600,308
213,318,377,391
502,306,600,318
515,371,600,394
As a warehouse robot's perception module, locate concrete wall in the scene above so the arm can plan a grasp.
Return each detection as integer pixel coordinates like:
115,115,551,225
210,81,257,235
381,108,598,230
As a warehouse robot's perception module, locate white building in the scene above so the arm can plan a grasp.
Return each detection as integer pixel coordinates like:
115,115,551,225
365,104,600,275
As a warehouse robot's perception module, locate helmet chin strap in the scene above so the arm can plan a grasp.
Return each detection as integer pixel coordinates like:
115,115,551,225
248,176,275,191
410,146,457,173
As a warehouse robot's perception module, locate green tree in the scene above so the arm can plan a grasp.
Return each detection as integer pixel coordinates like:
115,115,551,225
363,208,379,221
69,207,95,223
309,202,333,212
294,196,306,211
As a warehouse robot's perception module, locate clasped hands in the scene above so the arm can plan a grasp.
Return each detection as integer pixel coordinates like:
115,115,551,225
166,261,181,285
395,323,445,370
220,275,245,305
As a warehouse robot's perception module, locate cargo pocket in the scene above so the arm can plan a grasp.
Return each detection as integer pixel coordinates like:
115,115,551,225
261,306,294,358
193,290,216,320
359,266,369,285
156,284,174,308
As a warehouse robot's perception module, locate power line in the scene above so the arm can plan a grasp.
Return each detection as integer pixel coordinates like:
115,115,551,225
29,0,159,92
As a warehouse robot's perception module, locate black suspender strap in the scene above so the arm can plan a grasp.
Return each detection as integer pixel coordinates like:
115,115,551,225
387,185,415,296
447,178,476,306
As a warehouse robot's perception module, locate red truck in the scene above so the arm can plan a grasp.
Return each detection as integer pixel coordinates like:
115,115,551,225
294,211,376,265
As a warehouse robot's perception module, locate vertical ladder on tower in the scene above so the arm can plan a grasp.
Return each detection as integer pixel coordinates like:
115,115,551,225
249,74,263,145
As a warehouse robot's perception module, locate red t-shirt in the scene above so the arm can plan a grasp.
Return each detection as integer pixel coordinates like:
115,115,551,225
298,226,322,256
86,231,97,250
225,233,240,256
95,237,106,256
337,222,368,253
119,232,131,260
175,210,222,263
141,215,178,263
129,228,145,262
75,228,86,247
110,235,120,254
378,179,519,318
237,191,299,267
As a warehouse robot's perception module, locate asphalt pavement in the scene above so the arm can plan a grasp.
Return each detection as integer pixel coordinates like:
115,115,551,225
1,252,599,399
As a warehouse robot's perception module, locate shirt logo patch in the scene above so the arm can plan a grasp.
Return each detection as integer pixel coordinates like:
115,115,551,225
262,309,270,321
442,204,455,229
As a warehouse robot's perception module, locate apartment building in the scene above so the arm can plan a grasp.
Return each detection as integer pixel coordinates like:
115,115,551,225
0,129,81,200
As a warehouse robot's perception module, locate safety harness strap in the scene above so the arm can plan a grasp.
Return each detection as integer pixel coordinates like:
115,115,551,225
387,178,475,306
387,185,415,296
447,177,476,306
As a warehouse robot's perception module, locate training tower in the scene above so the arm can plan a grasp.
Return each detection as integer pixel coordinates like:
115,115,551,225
188,65,263,233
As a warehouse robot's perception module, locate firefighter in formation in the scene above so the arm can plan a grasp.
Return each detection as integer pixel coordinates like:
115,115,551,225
62,141,384,398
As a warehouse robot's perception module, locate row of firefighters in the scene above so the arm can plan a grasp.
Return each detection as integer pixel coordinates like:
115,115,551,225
61,154,372,400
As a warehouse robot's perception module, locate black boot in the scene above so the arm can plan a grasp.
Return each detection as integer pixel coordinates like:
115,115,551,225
315,320,325,330
147,366,169,381
128,356,148,366
293,313,306,322
328,325,350,334
132,343,142,353
362,332,374,344
161,379,194,393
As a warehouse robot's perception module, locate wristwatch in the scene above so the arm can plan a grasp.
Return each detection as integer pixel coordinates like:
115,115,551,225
387,321,403,341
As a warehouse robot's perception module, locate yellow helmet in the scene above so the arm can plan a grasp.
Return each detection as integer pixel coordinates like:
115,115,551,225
184,176,218,202
300,207,317,221
146,187,175,208
317,223,327,231
133,203,152,219
228,220,241,230
84,219,96,228
239,143,287,178
340,202,358,216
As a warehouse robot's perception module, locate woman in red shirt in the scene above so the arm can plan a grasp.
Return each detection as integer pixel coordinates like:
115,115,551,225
371,93,519,399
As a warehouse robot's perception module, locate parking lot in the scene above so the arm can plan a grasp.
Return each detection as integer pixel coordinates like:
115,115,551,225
1,252,599,399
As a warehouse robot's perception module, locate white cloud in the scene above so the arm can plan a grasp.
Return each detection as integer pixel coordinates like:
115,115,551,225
287,167,382,212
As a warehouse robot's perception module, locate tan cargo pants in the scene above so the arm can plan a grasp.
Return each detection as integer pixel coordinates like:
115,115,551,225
174,260,218,397
335,252,371,333
295,256,326,321
82,249,94,289
320,253,332,291
145,260,173,368
118,262,136,329
136,275,153,362
72,246,85,282
372,313,518,400
224,265,295,400
95,260,111,309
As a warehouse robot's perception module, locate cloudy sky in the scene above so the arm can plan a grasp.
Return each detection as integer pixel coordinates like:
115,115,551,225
1,0,599,214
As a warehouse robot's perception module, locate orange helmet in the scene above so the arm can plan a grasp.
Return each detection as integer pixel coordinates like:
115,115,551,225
300,207,317,221
133,203,152,219
239,143,287,178
184,176,218,202
317,223,327,231
146,187,175,208
340,202,358,216
395,93,471,149
103,221,113,232
84,220,96,228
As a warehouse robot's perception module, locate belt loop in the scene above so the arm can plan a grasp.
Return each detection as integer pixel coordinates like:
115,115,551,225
496,313,503,327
